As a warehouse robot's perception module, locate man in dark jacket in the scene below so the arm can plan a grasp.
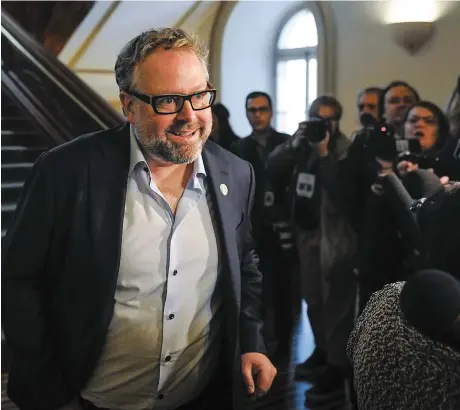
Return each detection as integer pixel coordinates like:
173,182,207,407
231,92,290,358
2,28,276,410
231,92,290,245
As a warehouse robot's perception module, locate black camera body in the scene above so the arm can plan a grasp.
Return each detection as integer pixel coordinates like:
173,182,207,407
398,151,441,170
301,117,332,143
357,113,396,161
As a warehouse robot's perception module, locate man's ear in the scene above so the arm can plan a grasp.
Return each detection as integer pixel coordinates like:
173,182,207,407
119,92,134,123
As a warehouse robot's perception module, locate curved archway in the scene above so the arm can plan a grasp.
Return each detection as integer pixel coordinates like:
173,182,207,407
210,1,336,136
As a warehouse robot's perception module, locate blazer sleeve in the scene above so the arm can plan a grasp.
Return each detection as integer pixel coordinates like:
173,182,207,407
2,152,71,409
239,161,267,354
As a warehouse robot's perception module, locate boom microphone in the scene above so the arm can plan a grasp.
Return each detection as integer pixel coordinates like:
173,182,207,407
379,173,421,249
400,270,460,353
402,169,443,200
379,172,442,268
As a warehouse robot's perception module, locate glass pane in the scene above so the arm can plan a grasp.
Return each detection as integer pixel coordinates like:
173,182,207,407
278,9,318,49
308,58,317,108
276,59,307,135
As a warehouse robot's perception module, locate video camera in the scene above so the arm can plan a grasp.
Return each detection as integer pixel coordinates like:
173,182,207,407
301,117,332,143
398,137,460,179
357,113,396,161
398,150,441,170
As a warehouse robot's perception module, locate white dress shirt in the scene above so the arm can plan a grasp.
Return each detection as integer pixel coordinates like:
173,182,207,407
81,128,223,410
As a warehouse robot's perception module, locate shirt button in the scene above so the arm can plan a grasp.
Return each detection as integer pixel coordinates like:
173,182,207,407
173,270,178,276
158,393,164,400
165,355,171,362
169,313,175,320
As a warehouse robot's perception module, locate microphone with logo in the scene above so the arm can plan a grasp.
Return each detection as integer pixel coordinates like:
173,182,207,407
400,270,460,353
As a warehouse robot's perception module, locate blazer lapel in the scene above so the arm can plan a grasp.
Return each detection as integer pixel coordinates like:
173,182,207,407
202,143,241,308
89,124,130,295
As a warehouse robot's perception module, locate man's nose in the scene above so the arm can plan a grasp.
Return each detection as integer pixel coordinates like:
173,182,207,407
176,100,197,122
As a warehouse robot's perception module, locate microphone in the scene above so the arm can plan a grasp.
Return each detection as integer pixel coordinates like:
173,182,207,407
402,169,443,200
379,172,439,267
400,270,460,352
379,172,419,234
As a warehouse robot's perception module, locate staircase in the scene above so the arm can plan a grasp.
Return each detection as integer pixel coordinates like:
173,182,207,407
1,91,49,239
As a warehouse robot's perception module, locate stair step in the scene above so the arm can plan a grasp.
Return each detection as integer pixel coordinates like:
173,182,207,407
1,203,17,212
2,182,24,203
1,130,37,136
1,100,23,117
1,162,34,168
1,117,32,132
1,203,18,230
1,145,46,163
2,182,25,189
1,130,43,147
1,162,34,181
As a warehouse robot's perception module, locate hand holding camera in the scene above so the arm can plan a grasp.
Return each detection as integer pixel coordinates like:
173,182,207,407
292,118,331,156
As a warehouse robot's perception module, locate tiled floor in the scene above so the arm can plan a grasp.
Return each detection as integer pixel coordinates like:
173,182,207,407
1,303,320,410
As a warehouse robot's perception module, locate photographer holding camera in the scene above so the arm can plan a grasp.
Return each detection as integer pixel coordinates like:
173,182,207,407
266,96,357,406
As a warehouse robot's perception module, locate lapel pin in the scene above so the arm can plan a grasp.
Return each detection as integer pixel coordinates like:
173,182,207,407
220,183,228,196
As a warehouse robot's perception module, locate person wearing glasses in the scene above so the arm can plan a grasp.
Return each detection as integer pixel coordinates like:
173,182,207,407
230,92,290,361
397,101,451,177
231,91,290,243
2,28,276,410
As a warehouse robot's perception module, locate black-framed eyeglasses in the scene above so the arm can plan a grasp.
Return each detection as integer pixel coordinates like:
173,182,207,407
127,88,217,115
247,107,271,114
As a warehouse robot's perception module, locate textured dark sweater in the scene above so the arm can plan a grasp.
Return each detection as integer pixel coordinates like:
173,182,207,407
347,282,460,409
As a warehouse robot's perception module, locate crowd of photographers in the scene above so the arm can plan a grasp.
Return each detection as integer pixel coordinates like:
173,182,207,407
211,76,460,409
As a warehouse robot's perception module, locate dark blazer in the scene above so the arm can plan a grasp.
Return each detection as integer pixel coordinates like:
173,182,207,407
2,123,266,410
230,130,289,243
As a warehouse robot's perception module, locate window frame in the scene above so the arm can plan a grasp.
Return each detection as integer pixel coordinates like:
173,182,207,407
273,3,331,133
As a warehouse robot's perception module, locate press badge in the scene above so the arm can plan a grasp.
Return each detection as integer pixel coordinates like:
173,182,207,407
296,173,315,199
264,191,275,207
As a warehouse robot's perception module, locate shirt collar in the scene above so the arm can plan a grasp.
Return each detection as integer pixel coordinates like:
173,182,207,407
129,125,147,174
129,125,207,189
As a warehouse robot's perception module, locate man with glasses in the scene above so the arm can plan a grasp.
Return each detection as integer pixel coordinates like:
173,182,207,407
231,92,289,360
2,28,276,410
231,92,289,238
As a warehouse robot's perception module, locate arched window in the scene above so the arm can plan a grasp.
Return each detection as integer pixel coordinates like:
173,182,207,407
276,8,318,134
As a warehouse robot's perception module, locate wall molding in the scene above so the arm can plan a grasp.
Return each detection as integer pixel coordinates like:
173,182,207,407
73,68,114,74
209,1,238,99
67,1,121,69
174,1,202,29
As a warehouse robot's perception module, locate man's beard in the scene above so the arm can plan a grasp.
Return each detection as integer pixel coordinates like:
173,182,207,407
135,122,209,164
